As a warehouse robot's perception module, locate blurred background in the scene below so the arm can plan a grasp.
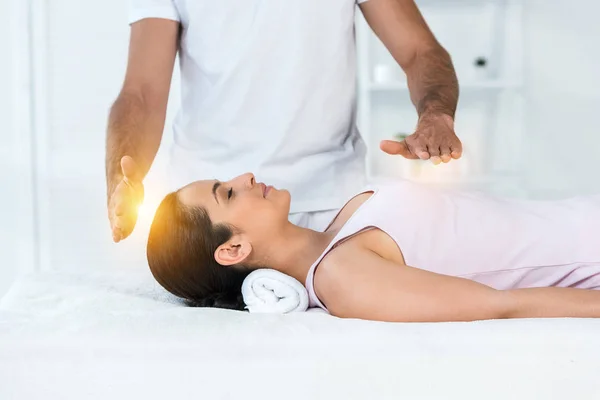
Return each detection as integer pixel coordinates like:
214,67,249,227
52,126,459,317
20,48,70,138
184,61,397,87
1,0,599,299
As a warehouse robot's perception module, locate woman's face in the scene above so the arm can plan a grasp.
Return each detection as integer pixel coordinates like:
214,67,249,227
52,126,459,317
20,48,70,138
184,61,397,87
178,173,292,243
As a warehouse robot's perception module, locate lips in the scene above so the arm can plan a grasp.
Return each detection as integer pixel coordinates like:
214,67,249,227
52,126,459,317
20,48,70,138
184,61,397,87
259,182,272,198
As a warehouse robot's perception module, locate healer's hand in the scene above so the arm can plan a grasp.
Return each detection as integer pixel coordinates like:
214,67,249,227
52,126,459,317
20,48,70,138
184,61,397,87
107,156,144,242
380,113,462,165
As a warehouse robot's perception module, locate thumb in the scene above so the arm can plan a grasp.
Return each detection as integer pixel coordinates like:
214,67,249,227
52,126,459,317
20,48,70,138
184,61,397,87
379,140,419,159
120,156,141,183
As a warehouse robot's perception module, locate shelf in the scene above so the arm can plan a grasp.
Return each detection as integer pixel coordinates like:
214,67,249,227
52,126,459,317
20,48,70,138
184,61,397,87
367,80,521,92
357,0,526,189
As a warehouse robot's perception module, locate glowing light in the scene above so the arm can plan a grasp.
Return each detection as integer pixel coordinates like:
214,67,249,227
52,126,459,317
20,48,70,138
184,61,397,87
137,202,157,221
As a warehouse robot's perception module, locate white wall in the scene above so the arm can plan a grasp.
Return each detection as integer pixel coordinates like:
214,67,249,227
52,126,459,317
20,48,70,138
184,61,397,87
0,1,36,299
523,0,600,198
0,0,17,298
1,0,599,289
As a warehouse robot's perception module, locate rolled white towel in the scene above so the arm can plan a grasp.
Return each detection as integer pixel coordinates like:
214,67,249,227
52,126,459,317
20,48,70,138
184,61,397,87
241,269,309,313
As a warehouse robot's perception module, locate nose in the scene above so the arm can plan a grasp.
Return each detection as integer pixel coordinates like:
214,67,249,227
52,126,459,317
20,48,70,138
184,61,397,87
230,172,255,188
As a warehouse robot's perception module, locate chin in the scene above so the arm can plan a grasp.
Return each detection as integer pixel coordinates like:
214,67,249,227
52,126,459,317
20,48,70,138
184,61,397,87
276,189,292,215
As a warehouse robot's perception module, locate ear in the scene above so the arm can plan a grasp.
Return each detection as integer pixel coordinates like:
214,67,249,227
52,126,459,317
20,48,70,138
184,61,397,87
214,235,253,266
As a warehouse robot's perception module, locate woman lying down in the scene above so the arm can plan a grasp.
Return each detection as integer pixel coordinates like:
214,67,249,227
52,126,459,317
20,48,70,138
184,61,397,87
146,173,600,323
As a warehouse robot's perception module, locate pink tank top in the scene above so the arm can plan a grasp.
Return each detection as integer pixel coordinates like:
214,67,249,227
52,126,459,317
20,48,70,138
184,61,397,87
305,180,600,311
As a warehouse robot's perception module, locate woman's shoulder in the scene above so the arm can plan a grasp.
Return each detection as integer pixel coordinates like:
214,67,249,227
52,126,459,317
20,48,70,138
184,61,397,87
313,240,408,315
313,244,373,308
320,240,367,270
314,226,408,296
324,226,408,268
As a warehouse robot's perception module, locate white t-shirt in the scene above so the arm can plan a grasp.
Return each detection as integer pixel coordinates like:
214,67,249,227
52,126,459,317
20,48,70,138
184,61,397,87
129,0,369,213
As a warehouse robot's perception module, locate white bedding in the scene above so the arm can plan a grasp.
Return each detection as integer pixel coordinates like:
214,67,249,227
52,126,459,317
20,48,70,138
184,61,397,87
1,268,600,400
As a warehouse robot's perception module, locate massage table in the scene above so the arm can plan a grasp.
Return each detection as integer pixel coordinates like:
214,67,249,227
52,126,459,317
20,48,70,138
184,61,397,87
1,267,600,399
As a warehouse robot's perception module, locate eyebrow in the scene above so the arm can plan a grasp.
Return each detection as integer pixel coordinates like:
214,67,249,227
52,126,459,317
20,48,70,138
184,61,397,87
212,181,221,204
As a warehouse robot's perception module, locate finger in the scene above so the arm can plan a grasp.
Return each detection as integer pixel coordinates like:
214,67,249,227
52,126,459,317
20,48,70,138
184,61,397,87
118,221,136,241
110,196,137,242
112,226,122,243
450,139,463,159
116,211,138,233
412,144,430,160
379,140,419,159
112,186,139,216
121,156,140,182
115,210,138,230
428,145,442,165
440,146,452,163
114,198,131,217
112,223,129,243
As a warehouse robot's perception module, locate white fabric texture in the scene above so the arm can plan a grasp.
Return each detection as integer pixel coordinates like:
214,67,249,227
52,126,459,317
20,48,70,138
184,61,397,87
127,0,368,213
242,269,309,314
128,0,180,24
2,270,600,399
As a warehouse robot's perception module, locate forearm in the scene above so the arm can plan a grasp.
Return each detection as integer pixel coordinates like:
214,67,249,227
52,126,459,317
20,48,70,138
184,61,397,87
507,287,600,319
105,91,164,197
404,45,459,119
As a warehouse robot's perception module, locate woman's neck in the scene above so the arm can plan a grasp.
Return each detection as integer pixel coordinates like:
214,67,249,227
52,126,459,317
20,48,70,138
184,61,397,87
255,222,339,284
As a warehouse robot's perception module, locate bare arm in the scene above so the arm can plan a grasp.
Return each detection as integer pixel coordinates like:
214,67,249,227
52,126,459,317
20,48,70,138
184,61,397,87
360,0,458,118
105,18,180,198
359,0,461,163
315,247,600,322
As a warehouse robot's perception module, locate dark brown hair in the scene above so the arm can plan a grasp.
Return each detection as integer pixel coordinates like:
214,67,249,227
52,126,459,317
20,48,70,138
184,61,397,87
146,191,251,310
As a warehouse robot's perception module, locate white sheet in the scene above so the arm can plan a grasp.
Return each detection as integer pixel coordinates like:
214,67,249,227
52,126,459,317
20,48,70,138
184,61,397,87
2,269,600,400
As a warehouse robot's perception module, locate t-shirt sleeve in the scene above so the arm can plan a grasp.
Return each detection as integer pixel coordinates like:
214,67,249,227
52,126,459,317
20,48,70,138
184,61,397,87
128,0,181,25
356,0,369,4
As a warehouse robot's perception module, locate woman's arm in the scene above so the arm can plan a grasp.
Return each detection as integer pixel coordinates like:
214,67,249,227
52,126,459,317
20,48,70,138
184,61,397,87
505,287,600,319
315,247,600,322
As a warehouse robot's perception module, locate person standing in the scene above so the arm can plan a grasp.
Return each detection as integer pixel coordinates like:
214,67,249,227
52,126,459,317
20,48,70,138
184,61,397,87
106,0,462,242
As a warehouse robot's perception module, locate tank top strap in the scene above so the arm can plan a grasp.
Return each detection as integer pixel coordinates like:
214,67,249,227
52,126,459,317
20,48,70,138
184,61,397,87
305,185,381,310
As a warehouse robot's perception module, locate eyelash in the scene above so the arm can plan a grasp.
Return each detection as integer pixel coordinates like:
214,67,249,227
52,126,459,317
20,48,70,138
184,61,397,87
227,188,233,199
